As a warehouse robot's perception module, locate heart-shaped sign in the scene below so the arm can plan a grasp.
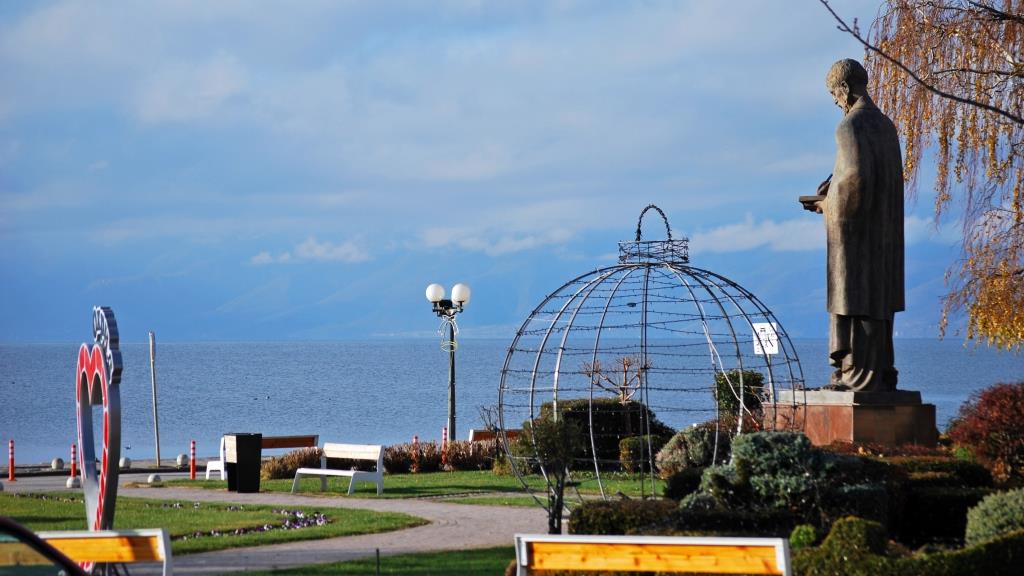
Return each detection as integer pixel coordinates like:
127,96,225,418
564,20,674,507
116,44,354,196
76,306,122,533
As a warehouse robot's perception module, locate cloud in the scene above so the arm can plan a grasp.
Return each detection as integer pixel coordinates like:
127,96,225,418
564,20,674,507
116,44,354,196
135,52,248,123
420,226,574,256
691,214,824,253
251,236,370,265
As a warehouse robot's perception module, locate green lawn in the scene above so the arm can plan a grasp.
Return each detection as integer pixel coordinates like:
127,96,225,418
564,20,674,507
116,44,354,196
245,546,516,575
166,470,664,502
0,492,426,555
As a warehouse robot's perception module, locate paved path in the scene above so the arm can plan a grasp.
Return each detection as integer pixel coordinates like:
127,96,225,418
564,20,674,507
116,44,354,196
2,472,547,575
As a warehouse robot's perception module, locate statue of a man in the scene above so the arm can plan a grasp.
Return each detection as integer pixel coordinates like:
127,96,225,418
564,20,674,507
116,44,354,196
811,59,905,392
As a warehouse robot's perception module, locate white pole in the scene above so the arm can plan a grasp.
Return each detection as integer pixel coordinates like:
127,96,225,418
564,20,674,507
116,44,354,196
149,331,162,467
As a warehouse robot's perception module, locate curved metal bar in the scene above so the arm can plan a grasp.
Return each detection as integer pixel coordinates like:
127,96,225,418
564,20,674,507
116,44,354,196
636,204,672,241
639,264,654,496
585,266,642,499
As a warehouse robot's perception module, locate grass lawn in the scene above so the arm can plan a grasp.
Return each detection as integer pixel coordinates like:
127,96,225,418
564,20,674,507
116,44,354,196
244,546,515,575
166,470,664,502
0,492,426,555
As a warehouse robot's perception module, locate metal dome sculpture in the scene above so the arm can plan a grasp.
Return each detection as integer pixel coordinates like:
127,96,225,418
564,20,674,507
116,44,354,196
497,205,806,510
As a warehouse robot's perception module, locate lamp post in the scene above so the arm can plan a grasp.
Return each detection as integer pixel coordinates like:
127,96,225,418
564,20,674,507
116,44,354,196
425,282,471,443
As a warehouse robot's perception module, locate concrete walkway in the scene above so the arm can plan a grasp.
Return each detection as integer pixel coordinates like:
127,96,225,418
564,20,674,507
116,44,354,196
2,472,548,575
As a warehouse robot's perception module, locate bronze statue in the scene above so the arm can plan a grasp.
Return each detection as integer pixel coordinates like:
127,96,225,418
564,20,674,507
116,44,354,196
801,59,905,392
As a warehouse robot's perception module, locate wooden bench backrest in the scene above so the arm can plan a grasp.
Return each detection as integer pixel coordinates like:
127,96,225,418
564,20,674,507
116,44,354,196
38,529,172,576
323,443,383,466
261,434,319,450
514,534,790,576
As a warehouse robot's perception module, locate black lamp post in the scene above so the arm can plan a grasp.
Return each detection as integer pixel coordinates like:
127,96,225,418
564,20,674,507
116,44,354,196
425,282,471,442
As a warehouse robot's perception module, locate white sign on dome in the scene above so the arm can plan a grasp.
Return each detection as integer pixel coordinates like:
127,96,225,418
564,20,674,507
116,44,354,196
752,322,779,356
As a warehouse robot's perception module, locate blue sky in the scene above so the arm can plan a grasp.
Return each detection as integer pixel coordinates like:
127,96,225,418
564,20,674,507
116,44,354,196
0,1,961,342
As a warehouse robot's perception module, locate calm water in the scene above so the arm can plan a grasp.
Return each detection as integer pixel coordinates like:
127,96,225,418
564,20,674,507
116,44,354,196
0,339,1021,464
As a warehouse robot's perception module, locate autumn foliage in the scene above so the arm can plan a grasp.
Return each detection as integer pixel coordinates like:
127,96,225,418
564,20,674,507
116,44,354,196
947,381,1024,482
863,1,1023,350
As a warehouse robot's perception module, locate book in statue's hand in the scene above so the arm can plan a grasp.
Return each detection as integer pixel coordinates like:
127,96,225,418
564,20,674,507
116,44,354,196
799,195,825,212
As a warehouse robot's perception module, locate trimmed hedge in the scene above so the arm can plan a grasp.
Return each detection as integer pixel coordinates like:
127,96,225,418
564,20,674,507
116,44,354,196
794,517,1024,576
539,398,673,469
966,488,1024,547
662,467,704,501
889,455,993,488
568,499,677,535
900,486,993,546
655,423,731,479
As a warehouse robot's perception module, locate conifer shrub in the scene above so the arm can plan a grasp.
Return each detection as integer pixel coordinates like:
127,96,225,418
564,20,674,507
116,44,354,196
538,398,673,469
260,447,322,480
789,524,818,550
965,488,1024,547
713,369,764,416
655,423,731,479
618,434,670,473
947,381,1024,482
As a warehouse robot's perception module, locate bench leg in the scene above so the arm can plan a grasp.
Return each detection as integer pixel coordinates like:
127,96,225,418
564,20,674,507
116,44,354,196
347,477,356,496
377,480,383,496
320,475,327,492
291,473,301,494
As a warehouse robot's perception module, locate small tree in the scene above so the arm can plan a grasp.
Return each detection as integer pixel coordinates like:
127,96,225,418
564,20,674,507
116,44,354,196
581,356,649,405
714,369,765,418
527,415,584,534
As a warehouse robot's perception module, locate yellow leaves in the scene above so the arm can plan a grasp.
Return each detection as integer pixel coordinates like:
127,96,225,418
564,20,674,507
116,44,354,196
867,0,1024,349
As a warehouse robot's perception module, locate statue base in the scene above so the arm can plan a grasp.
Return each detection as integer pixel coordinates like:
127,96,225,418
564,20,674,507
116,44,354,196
767,389,938,447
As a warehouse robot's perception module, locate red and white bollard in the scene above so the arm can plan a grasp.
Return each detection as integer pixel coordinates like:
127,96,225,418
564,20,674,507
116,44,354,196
441,427,448,468
190,440,196,480
67,443,80,489
411,435,420,473
7,440,15,482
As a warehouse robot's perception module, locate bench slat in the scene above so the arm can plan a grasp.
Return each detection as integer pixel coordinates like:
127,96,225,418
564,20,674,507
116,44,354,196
528,542,783,574
262,435,319,449
323,443,382,460
44,535,164,563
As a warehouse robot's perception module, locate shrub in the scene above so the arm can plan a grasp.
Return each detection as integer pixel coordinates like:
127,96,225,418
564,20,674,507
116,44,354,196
655,507,798,537
662,467,704,501
902,486,993,547
730,431,824,511
383,441,442,474
713,369,764,416
538,398,673,469
822,440,947,458
823,483,890,526
444,440,497,471
888,455,993,488
947,381,1024,482
790,524,818,550
260,447,322,480
619,434,669,473
655,423,731,479
568,499,678,535
966,488,1024,547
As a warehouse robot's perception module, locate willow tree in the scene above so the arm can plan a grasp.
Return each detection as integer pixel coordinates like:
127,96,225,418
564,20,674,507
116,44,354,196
821,0,1023,350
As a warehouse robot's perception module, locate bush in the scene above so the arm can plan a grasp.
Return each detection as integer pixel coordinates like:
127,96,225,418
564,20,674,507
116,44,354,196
662,467,704,501
260,447,322,480
619,435,669,473
901,486,993,547
947,381,1024,482
966,488,1024,547
889,455,993,488
568,499,677,535
790,524,818,550
714,369,764,416
653,507,798,537
538,398,673,469
824,483,891,526
655,423,731,479
444,440,497,471
383,441,442,474
731,431,824,511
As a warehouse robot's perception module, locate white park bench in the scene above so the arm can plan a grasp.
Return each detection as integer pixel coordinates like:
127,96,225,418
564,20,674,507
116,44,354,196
513,533,791,576
291,443,384,495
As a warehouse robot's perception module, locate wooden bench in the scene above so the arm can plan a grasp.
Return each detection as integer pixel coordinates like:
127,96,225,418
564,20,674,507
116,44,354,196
38,528,172,576
513,534,791,576
262,434,319,450
291,443,384,495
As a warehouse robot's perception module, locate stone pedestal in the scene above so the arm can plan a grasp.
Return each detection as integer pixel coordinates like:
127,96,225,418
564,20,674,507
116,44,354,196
767,390,938,447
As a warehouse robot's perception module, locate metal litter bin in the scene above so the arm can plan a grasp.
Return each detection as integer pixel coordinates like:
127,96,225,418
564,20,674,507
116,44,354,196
225,433,262,493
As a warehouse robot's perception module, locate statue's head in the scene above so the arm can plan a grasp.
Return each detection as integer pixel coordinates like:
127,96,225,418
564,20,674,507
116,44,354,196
826,59,868,113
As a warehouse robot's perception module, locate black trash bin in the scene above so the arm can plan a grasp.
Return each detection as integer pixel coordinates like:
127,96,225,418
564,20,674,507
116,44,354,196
225,433,262,493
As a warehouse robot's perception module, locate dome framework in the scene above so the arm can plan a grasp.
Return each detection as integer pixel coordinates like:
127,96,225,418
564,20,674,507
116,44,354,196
497,205,806,509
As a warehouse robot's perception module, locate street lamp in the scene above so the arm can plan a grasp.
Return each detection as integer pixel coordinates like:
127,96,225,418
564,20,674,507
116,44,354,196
425,282,471,442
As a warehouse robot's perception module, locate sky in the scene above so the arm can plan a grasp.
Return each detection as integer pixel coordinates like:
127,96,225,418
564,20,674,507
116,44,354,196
0,0,963,343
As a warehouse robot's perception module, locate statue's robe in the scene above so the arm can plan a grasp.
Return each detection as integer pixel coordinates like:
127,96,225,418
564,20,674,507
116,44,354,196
825,97,905,391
